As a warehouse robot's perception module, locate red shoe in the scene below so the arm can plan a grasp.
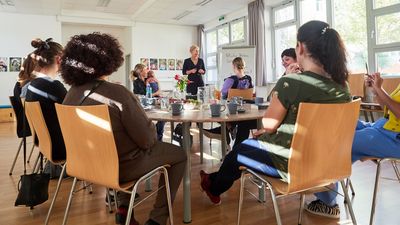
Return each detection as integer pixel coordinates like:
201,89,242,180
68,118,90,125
115,206,139,225
200,170,221,205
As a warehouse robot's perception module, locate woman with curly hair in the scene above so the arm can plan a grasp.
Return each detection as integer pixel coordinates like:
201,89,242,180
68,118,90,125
61,32,186,225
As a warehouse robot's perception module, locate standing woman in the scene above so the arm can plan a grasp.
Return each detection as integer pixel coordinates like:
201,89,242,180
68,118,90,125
25,38,67,160
182,45,206,95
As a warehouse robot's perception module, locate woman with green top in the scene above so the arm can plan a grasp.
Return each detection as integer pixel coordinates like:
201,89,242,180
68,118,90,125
199,20,352,215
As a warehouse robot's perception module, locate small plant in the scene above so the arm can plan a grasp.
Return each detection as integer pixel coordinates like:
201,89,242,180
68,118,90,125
174,74,192,92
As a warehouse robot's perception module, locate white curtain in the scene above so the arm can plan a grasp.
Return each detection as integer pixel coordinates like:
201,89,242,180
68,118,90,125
248,0,267,86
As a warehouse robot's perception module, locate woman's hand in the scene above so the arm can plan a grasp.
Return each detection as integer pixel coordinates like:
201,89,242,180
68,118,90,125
366,72,384,93
252,128,267,138
198,69,205,74
187,68,196,74
285,63,301,74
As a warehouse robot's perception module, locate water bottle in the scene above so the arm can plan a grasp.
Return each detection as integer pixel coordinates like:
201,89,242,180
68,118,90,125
146,84,152,98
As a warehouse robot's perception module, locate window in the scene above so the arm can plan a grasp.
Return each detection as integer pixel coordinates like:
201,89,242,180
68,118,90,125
274,25,297,77
272,1,297,80
205,17,247,84
376,50,400,76
231,19,245,42
373,0,400,8
376,12,400,45
217,25,230,46
300,0,327,24
333,0,368,73
206,31,217,54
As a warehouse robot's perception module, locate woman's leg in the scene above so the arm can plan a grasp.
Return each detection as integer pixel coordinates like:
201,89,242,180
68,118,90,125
209,139,281,196
233,120,258,148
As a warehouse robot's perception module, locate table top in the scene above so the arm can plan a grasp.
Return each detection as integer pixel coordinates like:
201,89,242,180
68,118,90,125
146,103,267,123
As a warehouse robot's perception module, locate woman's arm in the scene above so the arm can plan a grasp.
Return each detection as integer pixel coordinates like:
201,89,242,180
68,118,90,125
198,59,206,74
253,94,287,136
152,82,161,97
220,78,235,99
369,72,400,118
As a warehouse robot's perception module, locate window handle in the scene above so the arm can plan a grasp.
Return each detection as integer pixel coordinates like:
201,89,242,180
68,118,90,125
371,30,375,39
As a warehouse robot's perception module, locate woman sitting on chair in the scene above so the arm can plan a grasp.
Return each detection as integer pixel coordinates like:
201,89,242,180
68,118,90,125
61,33,186,225
312,72,400,218
25,38,67,160
200,20,352,220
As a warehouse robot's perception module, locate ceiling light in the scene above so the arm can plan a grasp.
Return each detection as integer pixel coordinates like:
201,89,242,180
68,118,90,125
173,10,193,20
196,0,213,6
97,0,111,7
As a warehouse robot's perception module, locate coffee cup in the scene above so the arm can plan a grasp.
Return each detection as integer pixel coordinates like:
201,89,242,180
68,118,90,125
255,97,264,105
171,103,183,116
210,103,226,117
227,102,238,114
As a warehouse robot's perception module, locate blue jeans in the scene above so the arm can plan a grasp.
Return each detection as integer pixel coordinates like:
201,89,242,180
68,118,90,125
315,118,400,206
209,139,281,196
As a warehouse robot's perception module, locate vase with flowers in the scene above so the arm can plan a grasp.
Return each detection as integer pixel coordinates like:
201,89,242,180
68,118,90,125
173,74,191,99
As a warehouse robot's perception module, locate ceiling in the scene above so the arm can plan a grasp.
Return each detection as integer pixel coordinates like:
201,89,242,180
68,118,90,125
0,0,286,26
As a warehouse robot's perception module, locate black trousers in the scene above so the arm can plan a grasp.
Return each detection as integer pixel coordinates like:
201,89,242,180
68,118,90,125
233,119,258,147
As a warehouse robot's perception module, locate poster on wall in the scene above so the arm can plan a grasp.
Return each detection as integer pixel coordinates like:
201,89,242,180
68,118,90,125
150,58,158,70
9,57,22,72
159,59,167,70
176,59,183,70
168,59,176,70
0,57,8,72
140,58,149,68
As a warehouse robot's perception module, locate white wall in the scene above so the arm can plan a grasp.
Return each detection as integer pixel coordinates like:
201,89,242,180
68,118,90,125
0,12,61,105
131,22,197,91
61,23,132,86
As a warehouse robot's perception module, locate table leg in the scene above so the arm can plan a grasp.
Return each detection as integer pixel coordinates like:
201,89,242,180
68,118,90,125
198,123,204,164
221,122,227,160
182,122,192,223
369,111,375,122
170,121,175,143
363,110,369,122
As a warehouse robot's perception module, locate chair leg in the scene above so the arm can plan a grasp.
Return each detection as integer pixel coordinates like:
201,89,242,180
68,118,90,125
27,143,35,163
348,178,356,196
162,167,174,225
106,188,113,213
9,139,23,175
45,164,66,225
340,180,357,225
258,183,266,203
369,160,383,225
298,194,305,225
237,171,246,225
126,182,140,225
32,154,41,173
266,183,282,225
61,177,78,225
391,161,400,182
198,122,204,164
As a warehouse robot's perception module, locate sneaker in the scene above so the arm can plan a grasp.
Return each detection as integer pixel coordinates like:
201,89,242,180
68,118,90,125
305,200,340,219
115,206,139,225
199,170,221,205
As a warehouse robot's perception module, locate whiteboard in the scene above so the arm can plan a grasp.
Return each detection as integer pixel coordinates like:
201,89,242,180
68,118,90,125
218,45,256,87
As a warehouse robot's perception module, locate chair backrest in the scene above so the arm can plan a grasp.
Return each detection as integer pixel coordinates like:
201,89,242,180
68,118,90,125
24,101,53,161
348,73,365,97
286,100,360,193
9,96,32,138
227,88,254,100
55,104,120,189
383,77,400,94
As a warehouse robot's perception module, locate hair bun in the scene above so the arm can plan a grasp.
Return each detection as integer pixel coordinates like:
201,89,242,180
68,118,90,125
31,38,44,48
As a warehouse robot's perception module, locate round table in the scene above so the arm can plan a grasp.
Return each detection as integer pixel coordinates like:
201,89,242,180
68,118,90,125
146,103,267,223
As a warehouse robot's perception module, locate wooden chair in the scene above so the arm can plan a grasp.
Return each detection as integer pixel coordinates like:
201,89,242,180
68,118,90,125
55,104,174,225
8,96,36,175
237,100,361,225
348,73,365,98
228,88,254,100
382,77,400,94
24,101,68,225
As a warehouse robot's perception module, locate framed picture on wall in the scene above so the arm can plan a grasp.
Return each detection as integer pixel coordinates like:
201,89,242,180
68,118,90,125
168,59,176,70
159,59,167,70
150,58,158,70
176,59,183,70
140,58,149,68
0,57,8,72
9,57,22,72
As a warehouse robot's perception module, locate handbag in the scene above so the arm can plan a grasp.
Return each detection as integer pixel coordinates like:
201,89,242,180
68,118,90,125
15,101,50,209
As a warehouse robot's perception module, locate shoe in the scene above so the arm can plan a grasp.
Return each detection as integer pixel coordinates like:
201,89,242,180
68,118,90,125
115,206,139,225
199,170,221,205
305,200,340,219
144,219,159,225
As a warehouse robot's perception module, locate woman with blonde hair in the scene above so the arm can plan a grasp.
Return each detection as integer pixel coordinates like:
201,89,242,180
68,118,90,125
182,45,206,95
